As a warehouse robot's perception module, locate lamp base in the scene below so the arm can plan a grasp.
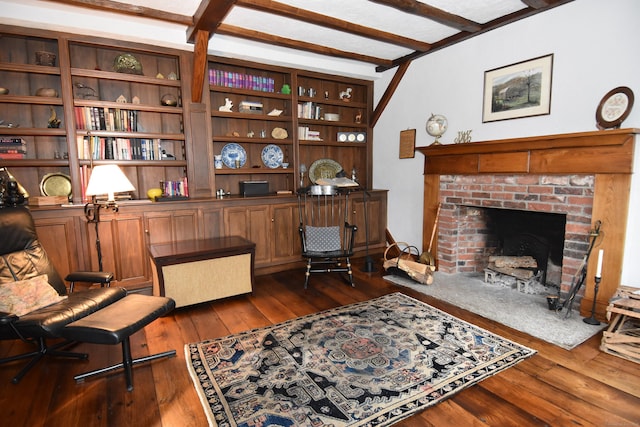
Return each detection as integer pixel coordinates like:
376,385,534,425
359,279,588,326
361,256,376,273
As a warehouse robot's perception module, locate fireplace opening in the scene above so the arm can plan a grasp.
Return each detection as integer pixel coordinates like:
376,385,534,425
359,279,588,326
484,207,566,289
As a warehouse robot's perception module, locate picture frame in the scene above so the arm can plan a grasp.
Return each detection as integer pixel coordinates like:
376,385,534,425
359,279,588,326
399,129,416,159
482,54,553,122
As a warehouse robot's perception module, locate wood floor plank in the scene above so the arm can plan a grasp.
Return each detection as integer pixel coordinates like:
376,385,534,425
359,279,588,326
1,261,639,426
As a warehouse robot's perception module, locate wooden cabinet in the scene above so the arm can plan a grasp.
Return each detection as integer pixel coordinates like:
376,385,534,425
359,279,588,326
4,24,386,293
209,58,295,196
224,204,271,266
0,29,70,200
0,25,191,205
350,190,387,251
296,71,372,189
208,57,373,195
68,39,189,203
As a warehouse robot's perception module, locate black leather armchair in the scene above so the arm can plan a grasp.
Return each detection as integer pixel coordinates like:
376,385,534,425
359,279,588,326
0,206,175,390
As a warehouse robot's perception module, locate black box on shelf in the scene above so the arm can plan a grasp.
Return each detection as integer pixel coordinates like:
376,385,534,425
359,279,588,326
240,181,269,197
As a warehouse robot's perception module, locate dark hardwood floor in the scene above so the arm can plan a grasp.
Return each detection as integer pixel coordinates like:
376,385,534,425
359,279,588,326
1,259,639,426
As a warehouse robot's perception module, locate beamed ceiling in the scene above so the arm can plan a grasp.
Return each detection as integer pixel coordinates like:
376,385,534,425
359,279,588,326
43,0,573,107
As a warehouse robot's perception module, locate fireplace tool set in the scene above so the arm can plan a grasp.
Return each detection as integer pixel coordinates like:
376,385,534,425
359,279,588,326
555,220,602,319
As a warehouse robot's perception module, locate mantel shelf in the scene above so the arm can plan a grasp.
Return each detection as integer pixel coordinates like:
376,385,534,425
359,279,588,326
416,128,639,175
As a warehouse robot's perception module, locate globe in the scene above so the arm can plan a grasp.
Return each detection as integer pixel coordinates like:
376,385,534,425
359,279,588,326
426,114,448,145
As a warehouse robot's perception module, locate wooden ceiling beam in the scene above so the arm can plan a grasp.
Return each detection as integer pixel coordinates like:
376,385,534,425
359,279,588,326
187,0,236,43
377,0,574,72
235,0,431,52
520,0,566,8
215,24,394,67
44,0,193,25
367,0,482,32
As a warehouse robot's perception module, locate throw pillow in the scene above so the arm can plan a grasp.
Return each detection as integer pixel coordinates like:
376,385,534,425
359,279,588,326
0,274,66,316
305,225,341,252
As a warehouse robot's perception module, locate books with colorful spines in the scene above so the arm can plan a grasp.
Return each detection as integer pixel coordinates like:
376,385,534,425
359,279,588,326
0,152,26,159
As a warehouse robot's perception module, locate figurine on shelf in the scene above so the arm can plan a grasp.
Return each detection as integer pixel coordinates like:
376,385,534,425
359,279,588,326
219,98,233,112
340,87,352,102
47,106,61,128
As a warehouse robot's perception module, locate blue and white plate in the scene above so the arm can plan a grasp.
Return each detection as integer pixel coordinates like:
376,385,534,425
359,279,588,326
261,144,283,169
221,143,247,168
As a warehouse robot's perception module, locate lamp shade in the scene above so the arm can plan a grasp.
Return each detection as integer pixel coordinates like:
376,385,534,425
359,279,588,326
85,165,135,202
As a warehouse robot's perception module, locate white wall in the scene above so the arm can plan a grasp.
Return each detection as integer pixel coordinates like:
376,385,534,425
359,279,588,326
373,0,640,287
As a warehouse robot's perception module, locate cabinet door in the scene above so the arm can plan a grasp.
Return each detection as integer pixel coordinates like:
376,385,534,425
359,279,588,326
86,212,148,289
351,192,386,250
34,216,81,284
271,203,301,264
144,209,199,245
225,205,270,265
200,206,225,239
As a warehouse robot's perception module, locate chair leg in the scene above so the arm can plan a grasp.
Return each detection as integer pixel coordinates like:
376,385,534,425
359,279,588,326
74,340,176,392
304,258,312,289
346,257,355,287
0,338,87,384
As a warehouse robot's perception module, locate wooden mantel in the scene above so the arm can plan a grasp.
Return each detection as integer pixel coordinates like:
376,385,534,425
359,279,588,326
416,128,639,320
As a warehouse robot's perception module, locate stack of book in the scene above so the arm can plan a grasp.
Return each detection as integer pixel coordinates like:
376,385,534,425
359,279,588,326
298,127,322,141
238,101,263,114
0,137,26,159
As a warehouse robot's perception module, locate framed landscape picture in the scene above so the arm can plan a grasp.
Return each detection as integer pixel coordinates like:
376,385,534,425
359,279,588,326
482,54,553,122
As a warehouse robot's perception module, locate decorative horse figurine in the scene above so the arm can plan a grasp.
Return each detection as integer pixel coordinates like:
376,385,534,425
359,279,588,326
339,87,352,102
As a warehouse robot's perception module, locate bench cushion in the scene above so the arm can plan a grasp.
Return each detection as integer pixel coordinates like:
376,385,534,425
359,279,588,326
62,294,175,345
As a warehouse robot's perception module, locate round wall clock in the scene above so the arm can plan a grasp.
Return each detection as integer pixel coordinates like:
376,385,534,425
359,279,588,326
595,86,634,129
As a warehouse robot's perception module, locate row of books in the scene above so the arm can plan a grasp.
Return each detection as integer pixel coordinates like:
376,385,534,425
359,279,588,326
76,135,166,160
161,177,189,198
74,106,139,132
297,102,323,120
209,69,276,93
0,137,26,159
298,127,322,141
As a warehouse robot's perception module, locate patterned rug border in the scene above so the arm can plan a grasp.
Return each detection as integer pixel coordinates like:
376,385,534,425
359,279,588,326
186,292,537,426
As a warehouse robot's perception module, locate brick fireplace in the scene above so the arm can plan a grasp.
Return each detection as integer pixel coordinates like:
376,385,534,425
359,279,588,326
416,129,636,320
437,174,594,293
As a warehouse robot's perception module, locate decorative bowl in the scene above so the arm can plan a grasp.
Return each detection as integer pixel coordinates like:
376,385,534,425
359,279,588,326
35,87,58,97
114,53,143,75
0,87,8,95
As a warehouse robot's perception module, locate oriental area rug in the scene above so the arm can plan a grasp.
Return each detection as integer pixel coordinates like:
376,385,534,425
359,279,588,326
186,292,535,426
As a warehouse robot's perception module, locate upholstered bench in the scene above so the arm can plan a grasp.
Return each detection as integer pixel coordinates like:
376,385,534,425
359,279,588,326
62,294,176,391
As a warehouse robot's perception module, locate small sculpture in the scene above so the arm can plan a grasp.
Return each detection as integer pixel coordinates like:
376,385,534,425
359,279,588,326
219,98,233,112
454,130,473,144
116,94,127,103
47,106,61,128
339,87,352,102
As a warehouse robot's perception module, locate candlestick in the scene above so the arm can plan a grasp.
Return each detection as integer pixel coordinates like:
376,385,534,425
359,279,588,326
583,275,601,325
595,249,604,278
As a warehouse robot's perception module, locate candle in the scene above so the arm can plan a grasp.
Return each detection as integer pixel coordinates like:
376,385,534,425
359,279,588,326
595,249,604,278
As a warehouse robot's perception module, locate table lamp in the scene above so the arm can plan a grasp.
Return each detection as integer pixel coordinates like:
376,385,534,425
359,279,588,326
84,165,135,271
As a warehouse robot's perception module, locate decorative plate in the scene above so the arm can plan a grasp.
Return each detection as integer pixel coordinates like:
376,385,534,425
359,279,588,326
40,173,71,197
261,144,283,169
596,86,634,129
221,143,247,168
308,158,343,184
